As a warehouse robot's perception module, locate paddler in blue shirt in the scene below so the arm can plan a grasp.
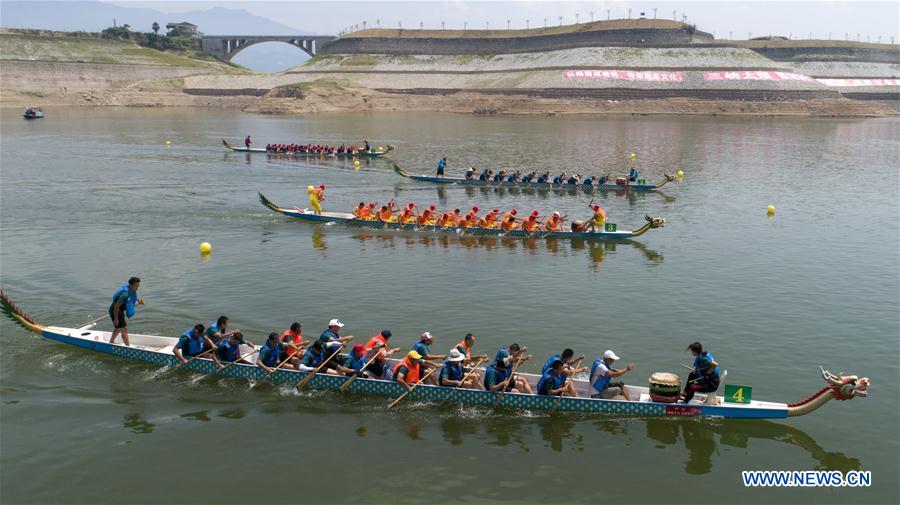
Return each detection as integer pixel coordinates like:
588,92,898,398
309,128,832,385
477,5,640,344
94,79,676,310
411,332,445,385
541,348,588,377
319,319,354,367
173,324,214,364
109,276,143,346
682,342,720,403
205,315,240,345
537,359,579,397
629,167,638,182
212,332,255,367
257,333,287,374
436,157,447,176
484,344,534,394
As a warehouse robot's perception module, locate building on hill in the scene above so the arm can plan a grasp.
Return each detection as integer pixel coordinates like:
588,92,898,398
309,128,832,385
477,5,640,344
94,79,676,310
166,22,201,38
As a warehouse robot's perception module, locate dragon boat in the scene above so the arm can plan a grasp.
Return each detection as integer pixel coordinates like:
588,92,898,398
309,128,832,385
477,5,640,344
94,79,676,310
259,194,666,240
1,291,869,419
223,139,393,158
392,163,677,192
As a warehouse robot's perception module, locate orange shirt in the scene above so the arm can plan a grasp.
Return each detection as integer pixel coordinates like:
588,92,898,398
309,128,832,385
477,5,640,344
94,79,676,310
417,211,432,226
364,334,390,360
522,218,538,231
280,329,303,356
501,218,516,231
379,209,393,221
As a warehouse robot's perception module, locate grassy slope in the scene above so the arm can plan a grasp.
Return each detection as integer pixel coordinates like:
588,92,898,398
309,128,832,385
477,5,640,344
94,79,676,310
0,30,245,70
343,19,688,39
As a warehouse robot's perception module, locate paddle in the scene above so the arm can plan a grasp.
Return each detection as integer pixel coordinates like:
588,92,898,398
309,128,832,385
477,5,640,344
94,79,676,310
439,357,487,405
295,341,349,390
387,366,438,410
494,347,527,407
338,343,389,392
250,353,295,389
159,347,215,376
213,348,259,374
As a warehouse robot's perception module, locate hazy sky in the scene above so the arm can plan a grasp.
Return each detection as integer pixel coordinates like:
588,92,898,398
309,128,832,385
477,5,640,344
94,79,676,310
110,1,899,41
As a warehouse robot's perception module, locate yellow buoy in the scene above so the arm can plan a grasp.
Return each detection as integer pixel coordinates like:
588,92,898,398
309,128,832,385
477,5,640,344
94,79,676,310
767,205,775,215
354,160,360,170
200,242,212,254
630,152,636,160
165,140,171,146
307,185,315,193
677,169,684,178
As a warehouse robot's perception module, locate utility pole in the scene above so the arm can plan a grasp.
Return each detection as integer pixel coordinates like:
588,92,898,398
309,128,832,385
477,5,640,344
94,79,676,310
544,18,547,28
507,19,510,30
653,8,657,19
526,19,529,29
420,21,423,30
673,10,677,21
377,18,380,28
590,11,594,22
558,16,562,26
486,21,489,29
628,8,632,19
441,21,444,30
607,9,610,21
729,31,732,40
576,13,579,24
464,21,467,31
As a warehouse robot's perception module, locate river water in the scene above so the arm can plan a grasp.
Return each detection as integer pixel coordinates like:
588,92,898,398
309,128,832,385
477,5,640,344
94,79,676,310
1,109,897,504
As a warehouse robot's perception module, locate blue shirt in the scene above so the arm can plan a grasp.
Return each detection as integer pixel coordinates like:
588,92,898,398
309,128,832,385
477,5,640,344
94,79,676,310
552,176,563,184
541,354,561,376
411,341,430,358
437,159,446,169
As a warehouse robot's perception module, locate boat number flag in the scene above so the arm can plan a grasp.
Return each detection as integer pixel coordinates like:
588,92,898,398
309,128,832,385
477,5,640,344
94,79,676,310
724,384,752,404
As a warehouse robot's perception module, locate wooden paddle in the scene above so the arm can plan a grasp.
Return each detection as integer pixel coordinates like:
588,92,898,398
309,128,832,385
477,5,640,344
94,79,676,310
159,347,215,376
338,343,388,392
250,353,295,389
213,348,259,374
387,366,438,410
295,341,349,390
439,357,487,405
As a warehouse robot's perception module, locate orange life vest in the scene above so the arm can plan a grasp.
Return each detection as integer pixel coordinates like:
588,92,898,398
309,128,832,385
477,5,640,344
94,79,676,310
399,209,414,223
417,211,431,226
545,218,559,231
280,329,303,357
456,339,471,359
479,213,497,228
379,209,393,221
365,334,390,360
522,218,537,231
393,357,420,383
501,218,516,231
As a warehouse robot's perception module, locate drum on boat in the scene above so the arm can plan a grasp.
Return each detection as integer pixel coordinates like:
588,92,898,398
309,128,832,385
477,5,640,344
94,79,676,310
649,372,681,403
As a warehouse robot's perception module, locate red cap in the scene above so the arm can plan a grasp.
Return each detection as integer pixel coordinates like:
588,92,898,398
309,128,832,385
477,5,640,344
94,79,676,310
493,209,500,213
592,204,600,210
511,209,517,215
319,184,325,189
407,203,414,209
472,206,479,212
531,210,539,216
353,343,365,354
368,203,375,208
429,205,436,211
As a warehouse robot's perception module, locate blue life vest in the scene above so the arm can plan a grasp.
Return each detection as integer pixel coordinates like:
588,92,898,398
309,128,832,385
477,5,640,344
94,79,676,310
443,362,463,382
493,174,502,182
552,176,563,184
694,352,720,378
437,159,446,169
629,168,638,180
537,175,548,183
484,363,499,389
261,341,280,367
180,328,204,357
537,370,564,395
112,285,137,318
583,177,593,186
541,354,561,376
217,340,240,362
590,359,614,393
599,176,608,185
346,352,366,372
304,349,325,368
479,172,488,181
567,177,577,184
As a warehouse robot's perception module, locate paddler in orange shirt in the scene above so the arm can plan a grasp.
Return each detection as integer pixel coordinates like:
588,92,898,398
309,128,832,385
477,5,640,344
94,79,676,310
459,213,478,229
398,203,417,224
544,211,567,232
378,202,397,222
438,209,461,227
363,330,397,379
464,206,481,223
521,211,541,232
478,208,501,229
280,322,306,369
417,205,437,226
500,212,518,232
589,204,607,232
352,202,368,219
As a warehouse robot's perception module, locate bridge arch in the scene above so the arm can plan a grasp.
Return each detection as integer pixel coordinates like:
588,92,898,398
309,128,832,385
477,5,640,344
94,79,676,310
201,36,335,62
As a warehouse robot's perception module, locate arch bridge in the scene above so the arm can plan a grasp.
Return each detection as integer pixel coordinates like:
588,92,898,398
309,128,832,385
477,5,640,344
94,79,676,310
201,35,336,61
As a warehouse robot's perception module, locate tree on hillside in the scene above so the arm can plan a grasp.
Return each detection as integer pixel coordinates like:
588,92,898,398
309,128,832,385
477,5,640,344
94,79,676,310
101,24,131,40
152,22,160,35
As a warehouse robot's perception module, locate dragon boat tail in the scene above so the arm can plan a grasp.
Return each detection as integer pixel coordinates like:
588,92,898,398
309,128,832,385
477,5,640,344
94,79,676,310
258,193,666,240
390,160,677,192
1,290,869,419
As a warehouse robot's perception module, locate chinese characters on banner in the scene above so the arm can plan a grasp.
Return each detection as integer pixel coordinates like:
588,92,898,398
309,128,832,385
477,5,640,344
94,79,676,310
815,78,900,87
703,71,815,81
563,70,684,81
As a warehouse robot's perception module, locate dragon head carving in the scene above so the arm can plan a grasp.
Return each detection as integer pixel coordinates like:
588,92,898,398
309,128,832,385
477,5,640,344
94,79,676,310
645,215,666,229
821,367,869,400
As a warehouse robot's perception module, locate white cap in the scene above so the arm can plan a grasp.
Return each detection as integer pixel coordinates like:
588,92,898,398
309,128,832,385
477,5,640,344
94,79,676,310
420,331,433,341
328,319,344,328
603,350,620,361
447,349,465,362
553,211,560,216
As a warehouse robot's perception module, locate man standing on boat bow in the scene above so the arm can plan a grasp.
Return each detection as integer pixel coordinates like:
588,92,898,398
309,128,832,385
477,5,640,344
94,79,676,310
109,276,143,346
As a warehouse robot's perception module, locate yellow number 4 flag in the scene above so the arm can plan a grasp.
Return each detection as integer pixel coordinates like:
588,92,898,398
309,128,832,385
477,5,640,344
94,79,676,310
724,384,752,404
